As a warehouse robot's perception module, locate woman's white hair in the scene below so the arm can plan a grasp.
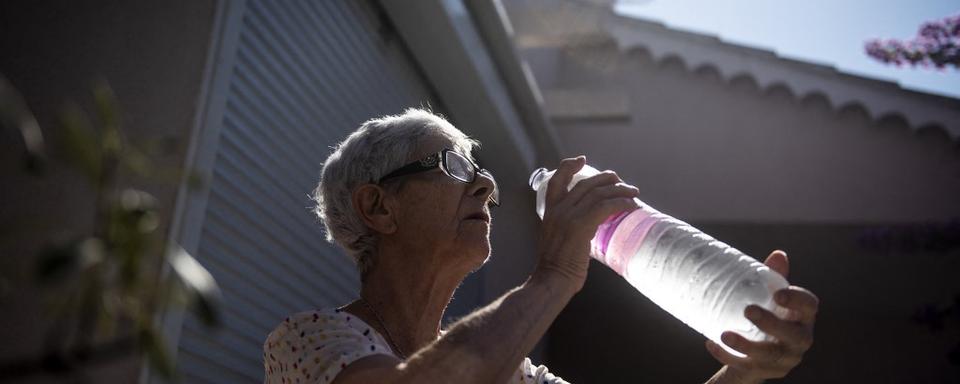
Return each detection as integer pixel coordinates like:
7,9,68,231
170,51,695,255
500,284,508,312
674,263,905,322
312,108,479,279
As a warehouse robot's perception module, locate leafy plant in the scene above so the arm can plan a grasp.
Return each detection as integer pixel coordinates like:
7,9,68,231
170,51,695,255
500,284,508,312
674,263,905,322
0,73,221,381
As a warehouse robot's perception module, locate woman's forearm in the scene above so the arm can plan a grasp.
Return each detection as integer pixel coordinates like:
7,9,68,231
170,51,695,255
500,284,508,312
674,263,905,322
397,269,578,383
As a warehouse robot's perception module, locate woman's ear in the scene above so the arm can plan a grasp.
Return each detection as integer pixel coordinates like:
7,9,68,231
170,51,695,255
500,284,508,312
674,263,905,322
351,184,398,234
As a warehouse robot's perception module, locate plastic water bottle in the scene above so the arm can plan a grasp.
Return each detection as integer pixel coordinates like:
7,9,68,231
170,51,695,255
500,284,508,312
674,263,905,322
529,165,788,356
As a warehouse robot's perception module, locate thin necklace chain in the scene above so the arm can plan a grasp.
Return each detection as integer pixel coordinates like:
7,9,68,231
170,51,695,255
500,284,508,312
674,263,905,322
358,297,407,359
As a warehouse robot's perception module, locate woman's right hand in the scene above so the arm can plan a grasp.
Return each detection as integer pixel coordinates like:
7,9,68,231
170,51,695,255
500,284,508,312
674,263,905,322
534,156,641,292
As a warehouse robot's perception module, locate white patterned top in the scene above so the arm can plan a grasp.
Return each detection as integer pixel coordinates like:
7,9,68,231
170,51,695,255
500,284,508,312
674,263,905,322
263,308,568,384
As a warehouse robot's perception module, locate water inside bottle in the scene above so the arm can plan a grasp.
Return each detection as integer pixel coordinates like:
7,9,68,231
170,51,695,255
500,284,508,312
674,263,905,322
529,165,788,357
600,205,788,357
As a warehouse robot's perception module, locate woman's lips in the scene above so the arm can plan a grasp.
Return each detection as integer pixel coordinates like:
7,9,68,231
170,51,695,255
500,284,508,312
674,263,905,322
463,212,490,222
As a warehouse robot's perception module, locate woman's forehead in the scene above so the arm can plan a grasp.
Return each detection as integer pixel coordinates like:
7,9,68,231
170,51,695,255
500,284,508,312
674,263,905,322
411,134,467,160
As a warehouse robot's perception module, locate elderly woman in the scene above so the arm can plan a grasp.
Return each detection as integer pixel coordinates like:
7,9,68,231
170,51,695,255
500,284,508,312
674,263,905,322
263,109,819,383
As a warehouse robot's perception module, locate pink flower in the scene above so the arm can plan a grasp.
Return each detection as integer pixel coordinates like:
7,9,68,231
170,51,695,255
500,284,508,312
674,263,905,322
865,13,960,70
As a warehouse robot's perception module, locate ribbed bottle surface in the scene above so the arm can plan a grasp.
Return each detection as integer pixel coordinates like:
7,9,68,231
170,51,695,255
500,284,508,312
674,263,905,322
530,166,787,356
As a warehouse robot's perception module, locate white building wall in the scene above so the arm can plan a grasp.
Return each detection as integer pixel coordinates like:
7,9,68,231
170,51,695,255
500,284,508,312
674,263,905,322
502,2,960,382
542,40,960,224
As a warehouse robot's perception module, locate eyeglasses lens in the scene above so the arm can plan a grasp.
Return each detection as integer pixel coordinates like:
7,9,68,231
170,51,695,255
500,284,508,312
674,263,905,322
444,151,474,183
446,151,500,207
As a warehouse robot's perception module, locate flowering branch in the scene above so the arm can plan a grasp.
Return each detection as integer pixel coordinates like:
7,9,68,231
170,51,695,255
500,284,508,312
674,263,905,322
865,13,960,70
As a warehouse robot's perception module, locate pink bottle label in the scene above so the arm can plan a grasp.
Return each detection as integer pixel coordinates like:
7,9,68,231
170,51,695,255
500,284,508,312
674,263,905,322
594,211,630,255
594,206,657,276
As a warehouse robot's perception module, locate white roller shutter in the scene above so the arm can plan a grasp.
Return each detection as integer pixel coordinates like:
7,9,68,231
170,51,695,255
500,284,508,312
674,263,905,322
173,1,439,382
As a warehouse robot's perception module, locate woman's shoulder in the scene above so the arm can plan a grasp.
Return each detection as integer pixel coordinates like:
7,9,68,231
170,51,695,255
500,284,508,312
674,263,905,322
265,307,360,340
264,307,391,353
278,307,352,325
263,308,395,383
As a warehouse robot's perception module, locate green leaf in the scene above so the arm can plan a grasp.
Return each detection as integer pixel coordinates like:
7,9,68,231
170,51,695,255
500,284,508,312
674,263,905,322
120,146,154,177
36,243,78,282
139,325,176,379
119,188,158,213
0,72,47,174
137,135,180,157
58,105,102,182
36,238,105,283
167,245,222,327
93,83,122,157
186,169,206,191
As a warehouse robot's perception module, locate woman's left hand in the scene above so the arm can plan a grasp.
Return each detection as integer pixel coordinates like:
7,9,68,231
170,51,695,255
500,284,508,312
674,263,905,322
705,250,819,382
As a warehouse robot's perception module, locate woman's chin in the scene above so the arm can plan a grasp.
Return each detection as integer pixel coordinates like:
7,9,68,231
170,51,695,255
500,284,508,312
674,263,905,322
459,241,490,271
465,252,490,274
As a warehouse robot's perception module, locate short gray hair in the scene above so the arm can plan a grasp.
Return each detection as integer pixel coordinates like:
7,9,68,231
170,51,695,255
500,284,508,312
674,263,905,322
312,108,480,278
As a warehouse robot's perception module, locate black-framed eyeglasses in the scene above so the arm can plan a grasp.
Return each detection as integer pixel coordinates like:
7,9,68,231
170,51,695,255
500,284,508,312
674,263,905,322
378,149,500,207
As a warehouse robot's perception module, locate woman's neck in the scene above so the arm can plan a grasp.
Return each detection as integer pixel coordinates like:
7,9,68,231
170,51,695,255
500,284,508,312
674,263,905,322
354,246,466,358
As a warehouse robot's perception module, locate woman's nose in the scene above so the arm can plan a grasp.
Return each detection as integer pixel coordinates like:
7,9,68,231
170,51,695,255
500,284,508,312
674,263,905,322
468,171,497,204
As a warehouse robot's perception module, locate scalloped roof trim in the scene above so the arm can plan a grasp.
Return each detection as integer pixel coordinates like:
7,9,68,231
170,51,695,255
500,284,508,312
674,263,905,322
604,14,960,141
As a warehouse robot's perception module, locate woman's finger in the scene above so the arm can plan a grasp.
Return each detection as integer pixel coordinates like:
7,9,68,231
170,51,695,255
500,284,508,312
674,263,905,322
763,250,789,279
574,182,640,213
587,198,641,226
745,306,813,352
565,171,622,207
775,287,820,325
720,332,798,368
545,156,585,208
705,339,751,369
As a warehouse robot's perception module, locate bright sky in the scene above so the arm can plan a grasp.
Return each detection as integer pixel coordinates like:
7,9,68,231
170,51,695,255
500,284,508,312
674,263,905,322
615,0,960,99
